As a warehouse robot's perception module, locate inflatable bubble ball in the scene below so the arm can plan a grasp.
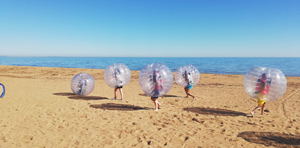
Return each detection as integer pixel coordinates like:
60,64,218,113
139,63,173,98
175,65,200,88
71,73,95,96
0,83,5,98
243,66,287,102
104,63,131,88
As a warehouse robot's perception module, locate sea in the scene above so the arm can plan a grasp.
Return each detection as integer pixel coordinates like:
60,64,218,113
0,57,299,77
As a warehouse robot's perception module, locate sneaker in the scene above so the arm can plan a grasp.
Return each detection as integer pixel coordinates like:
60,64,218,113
112,97,116,100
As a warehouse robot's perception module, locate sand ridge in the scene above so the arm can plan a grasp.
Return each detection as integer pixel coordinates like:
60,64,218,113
0,65,299,148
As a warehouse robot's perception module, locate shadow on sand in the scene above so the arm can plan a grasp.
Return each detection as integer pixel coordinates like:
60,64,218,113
162,95,179,98
184,107,247,117
138,93,148,97
138,93,180,98
238,131,300,147
53,92,108,100
90,103,152,111
53,92,76,96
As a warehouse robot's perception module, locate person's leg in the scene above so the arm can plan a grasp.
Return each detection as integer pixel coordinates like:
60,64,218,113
151,97,160,111
250,106,260,117
154,99,159,111
113,88,117,99
261,103,266,115
151,97,157,110
156,99,161,109
153,90,161,109
184,87,189,98
119,88,123,100
186,88,195,98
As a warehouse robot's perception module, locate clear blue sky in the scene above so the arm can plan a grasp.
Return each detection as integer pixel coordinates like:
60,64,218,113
0,0,299,57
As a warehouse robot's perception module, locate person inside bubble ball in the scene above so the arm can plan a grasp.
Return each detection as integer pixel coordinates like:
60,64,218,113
250,73,271,117
78,80,87,95
184,71,195,98
112,68,124,100
150,70,162,111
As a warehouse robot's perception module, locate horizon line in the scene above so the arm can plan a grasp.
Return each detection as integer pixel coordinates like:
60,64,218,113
1,56,300,58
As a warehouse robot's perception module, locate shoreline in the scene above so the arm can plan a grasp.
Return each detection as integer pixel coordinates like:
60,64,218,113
1,65,299,77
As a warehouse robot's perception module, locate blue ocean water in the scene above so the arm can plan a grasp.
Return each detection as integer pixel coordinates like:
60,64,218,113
0,57,299,76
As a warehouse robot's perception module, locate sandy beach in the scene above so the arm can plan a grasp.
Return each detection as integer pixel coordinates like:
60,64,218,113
0,65,299,148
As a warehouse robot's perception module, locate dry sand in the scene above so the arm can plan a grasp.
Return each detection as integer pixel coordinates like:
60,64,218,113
0,65,299,148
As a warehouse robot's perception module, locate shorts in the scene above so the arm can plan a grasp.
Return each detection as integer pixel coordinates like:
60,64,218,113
186,84,193,90
256,93,267,107
152,89,161,98
115,86,123,89
257,100,266,107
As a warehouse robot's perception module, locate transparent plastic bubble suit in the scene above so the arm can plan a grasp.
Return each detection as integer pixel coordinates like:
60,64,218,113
175,65,200,87
139,63,173,98
104,63,131,88
243,67,287,102
71,73,95,96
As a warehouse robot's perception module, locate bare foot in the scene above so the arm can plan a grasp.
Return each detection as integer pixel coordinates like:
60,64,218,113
250,111,254,117
192,96,195,99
